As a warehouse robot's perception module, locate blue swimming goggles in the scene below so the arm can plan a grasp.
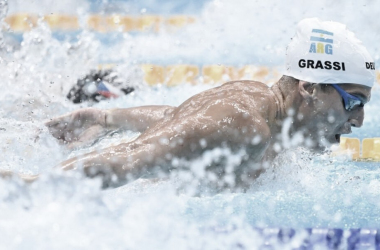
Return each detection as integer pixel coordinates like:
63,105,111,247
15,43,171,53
331,84,364,111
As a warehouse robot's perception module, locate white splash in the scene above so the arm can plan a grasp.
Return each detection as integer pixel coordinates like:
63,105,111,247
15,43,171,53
1,0,380,249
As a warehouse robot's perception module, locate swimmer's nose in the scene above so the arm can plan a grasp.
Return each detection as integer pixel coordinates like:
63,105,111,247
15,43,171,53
348,107,364,128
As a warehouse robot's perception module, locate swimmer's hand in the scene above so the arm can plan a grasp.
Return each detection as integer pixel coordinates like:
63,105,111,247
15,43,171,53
45,108,108,149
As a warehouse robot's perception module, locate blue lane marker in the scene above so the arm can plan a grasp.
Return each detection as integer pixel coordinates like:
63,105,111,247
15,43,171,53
211,228,380,249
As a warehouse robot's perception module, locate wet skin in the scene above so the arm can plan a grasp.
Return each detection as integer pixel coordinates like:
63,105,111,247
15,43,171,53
294,82,371,148
46,78,371,188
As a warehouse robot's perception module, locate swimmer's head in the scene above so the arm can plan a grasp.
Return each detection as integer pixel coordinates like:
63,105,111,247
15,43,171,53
285,18,375,88
279,18,375,150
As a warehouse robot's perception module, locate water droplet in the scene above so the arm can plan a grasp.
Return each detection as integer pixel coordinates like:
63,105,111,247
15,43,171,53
328,115,335,123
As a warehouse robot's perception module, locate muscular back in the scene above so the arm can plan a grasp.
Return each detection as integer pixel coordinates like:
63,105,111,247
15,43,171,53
175,80,277,121
135,81,278,161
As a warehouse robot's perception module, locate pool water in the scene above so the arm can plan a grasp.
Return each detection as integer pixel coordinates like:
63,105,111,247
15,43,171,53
1,0,380,249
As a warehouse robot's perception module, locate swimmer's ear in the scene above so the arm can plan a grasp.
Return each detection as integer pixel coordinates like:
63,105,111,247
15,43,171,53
299,81,315,104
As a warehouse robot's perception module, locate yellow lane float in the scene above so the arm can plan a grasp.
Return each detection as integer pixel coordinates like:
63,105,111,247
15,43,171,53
336,137,380,161
5,14,196,33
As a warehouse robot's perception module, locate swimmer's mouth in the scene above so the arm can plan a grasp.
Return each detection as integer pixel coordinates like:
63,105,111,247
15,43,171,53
335,134,341,143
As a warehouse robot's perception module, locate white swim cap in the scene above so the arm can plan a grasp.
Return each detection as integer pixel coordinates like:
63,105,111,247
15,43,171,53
285,18,375,87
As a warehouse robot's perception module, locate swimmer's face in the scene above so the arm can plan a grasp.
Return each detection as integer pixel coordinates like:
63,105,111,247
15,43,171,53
296,81,371,150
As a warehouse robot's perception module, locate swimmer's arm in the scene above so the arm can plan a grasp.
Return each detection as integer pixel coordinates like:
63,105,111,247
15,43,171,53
104,105,175,132
58,109,273,188
45,106,175,149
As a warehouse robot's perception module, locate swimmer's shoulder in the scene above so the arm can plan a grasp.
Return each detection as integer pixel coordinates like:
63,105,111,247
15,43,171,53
221,80,269,91
221,80,277,122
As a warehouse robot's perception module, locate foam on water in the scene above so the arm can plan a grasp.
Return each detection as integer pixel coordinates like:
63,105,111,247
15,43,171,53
2,0,380,249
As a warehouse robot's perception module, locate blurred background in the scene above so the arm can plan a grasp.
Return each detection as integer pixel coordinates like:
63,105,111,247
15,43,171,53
3,0,380,86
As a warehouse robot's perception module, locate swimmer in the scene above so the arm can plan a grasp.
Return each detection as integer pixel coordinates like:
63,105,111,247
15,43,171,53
18,19,380,189
67,69,135,104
